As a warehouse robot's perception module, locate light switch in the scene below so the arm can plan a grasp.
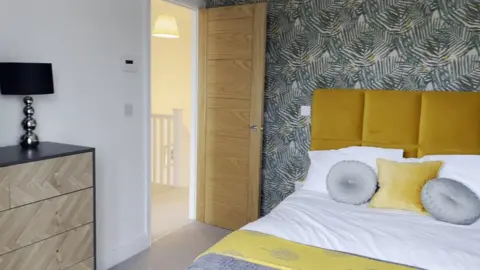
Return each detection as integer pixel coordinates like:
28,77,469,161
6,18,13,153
124,103,134,117
300,106,311,116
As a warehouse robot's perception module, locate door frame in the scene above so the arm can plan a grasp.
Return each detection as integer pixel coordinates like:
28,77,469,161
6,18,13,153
144,0,201,244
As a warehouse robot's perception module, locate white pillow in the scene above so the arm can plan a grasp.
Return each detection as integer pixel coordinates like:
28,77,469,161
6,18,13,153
422,155,480,197
302,146,404,194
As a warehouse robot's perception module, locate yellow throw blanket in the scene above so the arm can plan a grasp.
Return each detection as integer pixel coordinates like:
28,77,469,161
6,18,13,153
202,230,417,270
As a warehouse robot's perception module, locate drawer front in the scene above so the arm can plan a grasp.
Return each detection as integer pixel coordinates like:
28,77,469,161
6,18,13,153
0,189,93,255
65,257,94,270
7,152,93,207
0,223,93,270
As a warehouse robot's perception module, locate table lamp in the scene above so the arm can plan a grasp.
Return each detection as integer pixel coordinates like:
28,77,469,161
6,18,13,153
0,63,54,149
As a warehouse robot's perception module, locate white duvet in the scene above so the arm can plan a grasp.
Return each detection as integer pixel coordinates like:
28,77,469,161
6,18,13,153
242,189,480,270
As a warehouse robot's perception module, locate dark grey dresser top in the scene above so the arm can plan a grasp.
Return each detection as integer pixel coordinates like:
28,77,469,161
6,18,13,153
0,142,94,167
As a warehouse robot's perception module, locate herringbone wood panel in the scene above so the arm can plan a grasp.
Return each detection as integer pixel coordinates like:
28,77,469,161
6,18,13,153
0,175,9,211
0,189,93,255
2,153,93,207
66,257,94,270
0,223,93,270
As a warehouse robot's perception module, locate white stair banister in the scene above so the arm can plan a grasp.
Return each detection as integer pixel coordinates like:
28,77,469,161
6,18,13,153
151,113,175,185
172,109,183,187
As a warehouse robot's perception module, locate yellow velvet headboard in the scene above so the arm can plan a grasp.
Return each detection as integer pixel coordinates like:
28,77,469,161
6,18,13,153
311,89,480,157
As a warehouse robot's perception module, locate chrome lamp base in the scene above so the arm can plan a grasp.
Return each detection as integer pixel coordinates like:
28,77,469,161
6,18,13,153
20,96,40,149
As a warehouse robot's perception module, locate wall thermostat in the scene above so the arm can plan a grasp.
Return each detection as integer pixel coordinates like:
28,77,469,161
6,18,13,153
121,56,138,72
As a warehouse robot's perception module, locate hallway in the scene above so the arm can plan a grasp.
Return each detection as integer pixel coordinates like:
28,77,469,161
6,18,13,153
151,183,191,241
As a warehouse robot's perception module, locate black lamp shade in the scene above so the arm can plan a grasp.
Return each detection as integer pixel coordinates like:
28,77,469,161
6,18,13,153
0,63,54,95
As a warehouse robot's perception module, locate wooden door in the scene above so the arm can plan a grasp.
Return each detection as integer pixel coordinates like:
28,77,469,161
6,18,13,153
197,3,267,230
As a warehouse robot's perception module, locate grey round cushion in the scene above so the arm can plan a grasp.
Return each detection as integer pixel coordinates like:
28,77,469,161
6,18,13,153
327,160,378,205
422,178,480,225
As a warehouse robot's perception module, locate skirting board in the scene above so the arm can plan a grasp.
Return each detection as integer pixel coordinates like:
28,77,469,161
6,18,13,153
97,233,150,270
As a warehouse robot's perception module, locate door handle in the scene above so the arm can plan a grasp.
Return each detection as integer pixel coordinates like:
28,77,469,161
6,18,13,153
250,125,263,131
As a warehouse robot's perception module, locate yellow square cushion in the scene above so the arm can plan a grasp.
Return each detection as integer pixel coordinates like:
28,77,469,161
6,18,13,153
370,159,443,214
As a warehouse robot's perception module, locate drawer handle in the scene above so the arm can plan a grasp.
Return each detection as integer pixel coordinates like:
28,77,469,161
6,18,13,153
53,173,61,187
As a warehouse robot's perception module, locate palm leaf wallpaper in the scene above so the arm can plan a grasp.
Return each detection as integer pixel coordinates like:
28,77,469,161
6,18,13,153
207,0,480,215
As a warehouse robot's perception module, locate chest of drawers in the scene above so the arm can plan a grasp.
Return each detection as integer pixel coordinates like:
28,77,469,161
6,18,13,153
0,142,95,270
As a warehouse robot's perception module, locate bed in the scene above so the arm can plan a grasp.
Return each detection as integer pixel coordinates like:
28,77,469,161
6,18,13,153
188,89,480,270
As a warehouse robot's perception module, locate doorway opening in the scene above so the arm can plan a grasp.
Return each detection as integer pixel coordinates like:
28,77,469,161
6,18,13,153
149,0,197,242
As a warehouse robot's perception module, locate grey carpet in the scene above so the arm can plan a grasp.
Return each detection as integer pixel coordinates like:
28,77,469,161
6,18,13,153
109,221,231,270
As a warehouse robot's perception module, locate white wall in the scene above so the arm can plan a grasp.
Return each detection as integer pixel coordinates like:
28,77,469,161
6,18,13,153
0,0,150,269
151,0,193,187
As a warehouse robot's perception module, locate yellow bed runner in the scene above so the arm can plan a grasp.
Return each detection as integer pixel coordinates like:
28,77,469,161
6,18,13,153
203,230,417,270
